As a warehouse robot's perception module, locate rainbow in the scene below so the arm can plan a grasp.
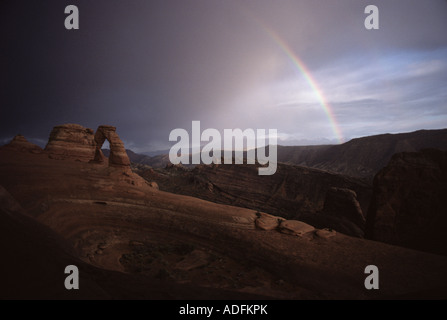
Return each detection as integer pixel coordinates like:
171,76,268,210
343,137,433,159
262,27,344,144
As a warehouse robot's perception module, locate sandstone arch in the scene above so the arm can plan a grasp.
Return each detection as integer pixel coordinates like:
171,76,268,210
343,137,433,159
93,125,130,167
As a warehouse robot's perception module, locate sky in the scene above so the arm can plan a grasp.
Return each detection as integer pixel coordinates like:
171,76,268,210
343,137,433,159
1,0,447,152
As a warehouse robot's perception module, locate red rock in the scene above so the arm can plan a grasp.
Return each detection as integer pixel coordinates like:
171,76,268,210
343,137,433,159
148,181,159,190
44,124,96,162
2,135,42,153
315,228,336,239
255,212,283,231
279,220,315,237
93,125,130,167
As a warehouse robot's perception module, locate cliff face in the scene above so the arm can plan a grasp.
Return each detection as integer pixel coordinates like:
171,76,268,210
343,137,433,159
366,149,447,256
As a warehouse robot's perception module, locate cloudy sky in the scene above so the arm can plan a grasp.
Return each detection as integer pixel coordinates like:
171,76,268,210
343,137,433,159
1,0,447,152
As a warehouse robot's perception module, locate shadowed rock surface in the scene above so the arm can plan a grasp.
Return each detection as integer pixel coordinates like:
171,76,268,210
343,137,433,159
315,187,365,237
322,188,364,227
366,149,447,256
0,185,266,300
133,162,372,237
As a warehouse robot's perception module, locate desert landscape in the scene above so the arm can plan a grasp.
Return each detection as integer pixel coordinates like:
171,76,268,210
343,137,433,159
1,124,446,300
2,0,447,304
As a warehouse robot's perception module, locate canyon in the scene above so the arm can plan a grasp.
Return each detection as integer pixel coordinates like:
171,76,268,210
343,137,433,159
1,124,446,299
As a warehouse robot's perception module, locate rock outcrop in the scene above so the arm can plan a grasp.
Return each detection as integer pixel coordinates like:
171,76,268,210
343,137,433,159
366,149,447,256
2,135,42,153
92,125,130,167
279,220,315,237
45,124,96,162
255,212,284,231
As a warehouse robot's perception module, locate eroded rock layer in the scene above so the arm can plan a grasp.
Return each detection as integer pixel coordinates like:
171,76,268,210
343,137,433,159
93,125,130,167
45,124,96,162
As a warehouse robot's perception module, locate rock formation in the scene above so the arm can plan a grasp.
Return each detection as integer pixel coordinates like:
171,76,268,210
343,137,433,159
43,124,130,168
2,135,42,153
255,212,284,231
366,149,447,256
45,124,96,162
279,220,315,237
92,125,130,167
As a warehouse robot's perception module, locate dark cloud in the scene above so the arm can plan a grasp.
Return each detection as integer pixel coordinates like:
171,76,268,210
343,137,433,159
1,0,446,150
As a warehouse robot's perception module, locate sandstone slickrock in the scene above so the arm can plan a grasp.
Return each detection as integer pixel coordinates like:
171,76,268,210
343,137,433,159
45,124,96,162
174,250,209,271
279,220,315,237
93,125,130,167
0,185,24,214
2,135,42,153
315,228,337,239
366,149,447,256
148,181,159,190
2,145,447,299
255,212,284,231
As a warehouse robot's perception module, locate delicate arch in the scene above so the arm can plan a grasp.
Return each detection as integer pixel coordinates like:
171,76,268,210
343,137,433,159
92,125,130,167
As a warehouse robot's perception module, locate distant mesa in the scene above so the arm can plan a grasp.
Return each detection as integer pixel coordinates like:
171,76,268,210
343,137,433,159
276,128,447,180
2,134,42,153
43,123,130,167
